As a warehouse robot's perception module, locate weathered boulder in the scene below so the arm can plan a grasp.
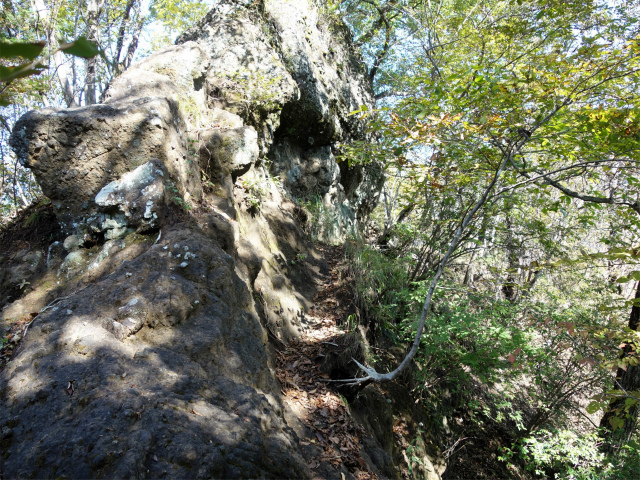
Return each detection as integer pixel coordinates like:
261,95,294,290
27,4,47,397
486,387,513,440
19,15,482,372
270,143,340,198
178,2,299,154
200,126,259,180
262,0,373,145
103,42,211,105
178,0,382,240
93,160,165,238
9,97,198,234
10,0,381,244
0,226,311,479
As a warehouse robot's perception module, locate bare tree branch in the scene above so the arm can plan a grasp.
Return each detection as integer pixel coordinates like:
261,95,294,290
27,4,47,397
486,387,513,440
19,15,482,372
333,146,515,385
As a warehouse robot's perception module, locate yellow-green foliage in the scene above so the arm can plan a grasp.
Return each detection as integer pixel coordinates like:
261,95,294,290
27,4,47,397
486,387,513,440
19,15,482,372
222,66,286,110
149,0,211,47
178,94,206,130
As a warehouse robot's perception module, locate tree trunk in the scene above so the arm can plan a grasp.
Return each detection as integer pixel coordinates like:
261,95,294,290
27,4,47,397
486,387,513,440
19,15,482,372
463,247,477,286
84,0,103,105
122,8,145,72
0,141,7,205
14,171,30,207
600,280,640,449
502,213,519,301
112,0,136,75
521,269,541,298
31,0,77,107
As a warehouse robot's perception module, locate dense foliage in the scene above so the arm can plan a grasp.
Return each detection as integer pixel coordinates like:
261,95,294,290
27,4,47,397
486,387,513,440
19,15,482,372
328,0,640,476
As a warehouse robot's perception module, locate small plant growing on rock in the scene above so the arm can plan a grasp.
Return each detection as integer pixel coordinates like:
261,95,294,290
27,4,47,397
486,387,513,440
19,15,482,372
222,67,286,111
201,170,216,192
167,181,192,211
244,191,261,213
290,253,307,265
345,313,357,332
179,94,206,130
297,195,335,242
239,177,268,214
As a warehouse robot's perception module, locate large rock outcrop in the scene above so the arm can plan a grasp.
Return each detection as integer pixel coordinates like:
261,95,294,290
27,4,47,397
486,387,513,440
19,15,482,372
2,1,385,478
1,227,309,479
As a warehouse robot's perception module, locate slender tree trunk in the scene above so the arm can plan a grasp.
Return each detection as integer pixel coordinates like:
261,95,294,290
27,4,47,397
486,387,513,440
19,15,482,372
600,280,640,449
84,0,104,105
113,0,137,75
31,0,77,106
521,269,541,298
502,213,518,301
122,11,145,71
463,247,477,286
14,172,30,207
0,139,7,205
99,2,146,105
54,50,77,107
0,176,5,206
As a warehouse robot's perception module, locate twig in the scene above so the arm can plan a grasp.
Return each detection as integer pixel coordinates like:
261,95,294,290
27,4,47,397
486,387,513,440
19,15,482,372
22,285,89,339
444,436,470,459
566,402,599,429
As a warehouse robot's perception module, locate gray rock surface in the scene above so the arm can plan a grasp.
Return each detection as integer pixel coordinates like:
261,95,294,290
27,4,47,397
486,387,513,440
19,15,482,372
178,0,383,240
103,42,211,105
93,160,165,237
9,98,198,232
1,227,310,479
9,0,381,243
3,0,386,478
201,126,259,180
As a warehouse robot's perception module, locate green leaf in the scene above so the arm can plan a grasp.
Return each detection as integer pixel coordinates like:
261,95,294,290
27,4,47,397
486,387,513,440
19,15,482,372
59,37,100,59
609,416,625,431
617,271,640,283
0,63,46,84
0,41,46,60
586,401,601,414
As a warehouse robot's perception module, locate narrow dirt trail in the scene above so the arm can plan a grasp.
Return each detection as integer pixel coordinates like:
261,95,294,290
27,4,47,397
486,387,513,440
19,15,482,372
275,245,379,480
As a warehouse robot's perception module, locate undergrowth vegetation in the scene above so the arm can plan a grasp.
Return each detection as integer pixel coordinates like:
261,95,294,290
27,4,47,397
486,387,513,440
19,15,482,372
330,0,640,476
344,237,640,477
296,194,347,243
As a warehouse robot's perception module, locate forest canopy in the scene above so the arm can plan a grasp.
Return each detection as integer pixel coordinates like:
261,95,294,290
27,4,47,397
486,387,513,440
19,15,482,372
326,0,640,475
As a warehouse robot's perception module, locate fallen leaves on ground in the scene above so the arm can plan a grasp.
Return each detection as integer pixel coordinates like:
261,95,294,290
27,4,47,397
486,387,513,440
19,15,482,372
276,245,377,480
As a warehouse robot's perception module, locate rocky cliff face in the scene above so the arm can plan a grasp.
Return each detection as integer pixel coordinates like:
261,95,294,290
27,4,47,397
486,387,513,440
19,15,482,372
1,1,385,478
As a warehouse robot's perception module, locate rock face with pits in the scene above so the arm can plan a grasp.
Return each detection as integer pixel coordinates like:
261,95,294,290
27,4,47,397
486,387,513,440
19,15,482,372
1,1,397,479
10,97,197,234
